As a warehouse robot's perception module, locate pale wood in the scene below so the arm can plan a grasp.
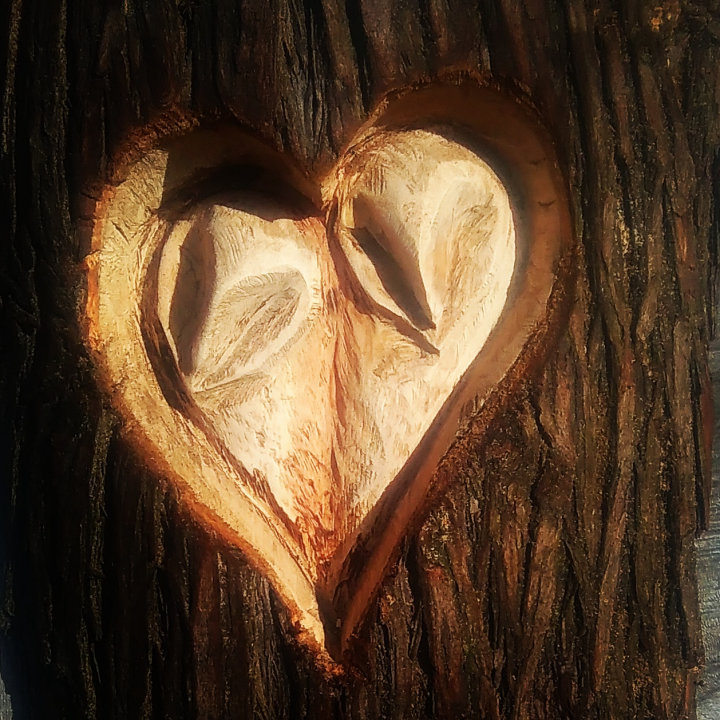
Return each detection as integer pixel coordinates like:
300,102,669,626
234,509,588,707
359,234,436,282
84,82,572,660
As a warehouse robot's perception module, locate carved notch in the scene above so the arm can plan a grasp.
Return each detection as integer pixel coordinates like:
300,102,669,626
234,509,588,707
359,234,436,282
85,82,572,661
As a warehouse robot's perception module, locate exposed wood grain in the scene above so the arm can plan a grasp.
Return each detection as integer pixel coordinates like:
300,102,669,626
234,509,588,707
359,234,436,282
86,90,570,660
0,1,719,718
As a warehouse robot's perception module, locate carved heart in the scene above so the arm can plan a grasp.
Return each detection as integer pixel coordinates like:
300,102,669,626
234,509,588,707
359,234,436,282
85,83,572,661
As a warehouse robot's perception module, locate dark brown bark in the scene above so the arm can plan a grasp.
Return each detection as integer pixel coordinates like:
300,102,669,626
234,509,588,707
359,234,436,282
1,1,719,718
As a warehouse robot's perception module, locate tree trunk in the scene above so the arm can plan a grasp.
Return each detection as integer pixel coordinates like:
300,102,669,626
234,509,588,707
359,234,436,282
1,1,719,718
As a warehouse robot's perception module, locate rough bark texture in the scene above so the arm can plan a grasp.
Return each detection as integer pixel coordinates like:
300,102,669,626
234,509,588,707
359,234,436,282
1,1,719,719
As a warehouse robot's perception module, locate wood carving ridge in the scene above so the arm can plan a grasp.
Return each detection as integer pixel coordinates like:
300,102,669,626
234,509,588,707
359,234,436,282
84,80,573,663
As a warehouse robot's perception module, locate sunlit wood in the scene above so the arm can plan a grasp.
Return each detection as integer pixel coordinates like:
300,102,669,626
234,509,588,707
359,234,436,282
86,86,571,660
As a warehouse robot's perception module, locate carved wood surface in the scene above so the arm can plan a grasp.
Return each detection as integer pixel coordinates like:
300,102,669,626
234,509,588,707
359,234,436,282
1,1,719,718
87,94,571,658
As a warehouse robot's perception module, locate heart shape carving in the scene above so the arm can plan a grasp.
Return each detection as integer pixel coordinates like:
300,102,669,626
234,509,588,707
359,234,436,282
85,82,572,661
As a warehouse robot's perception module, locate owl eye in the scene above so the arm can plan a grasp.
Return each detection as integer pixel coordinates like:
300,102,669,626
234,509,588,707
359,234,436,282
349,193,435,332
330,128,516,350
154,196,319,396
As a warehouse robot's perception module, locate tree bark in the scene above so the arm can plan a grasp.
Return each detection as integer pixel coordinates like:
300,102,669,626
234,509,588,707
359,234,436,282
1,1,719,719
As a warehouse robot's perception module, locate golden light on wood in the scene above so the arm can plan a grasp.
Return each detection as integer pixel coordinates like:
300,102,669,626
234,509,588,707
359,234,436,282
84,81,573,663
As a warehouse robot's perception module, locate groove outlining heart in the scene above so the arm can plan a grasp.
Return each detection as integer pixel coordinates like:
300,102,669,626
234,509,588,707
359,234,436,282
85,83,573,662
